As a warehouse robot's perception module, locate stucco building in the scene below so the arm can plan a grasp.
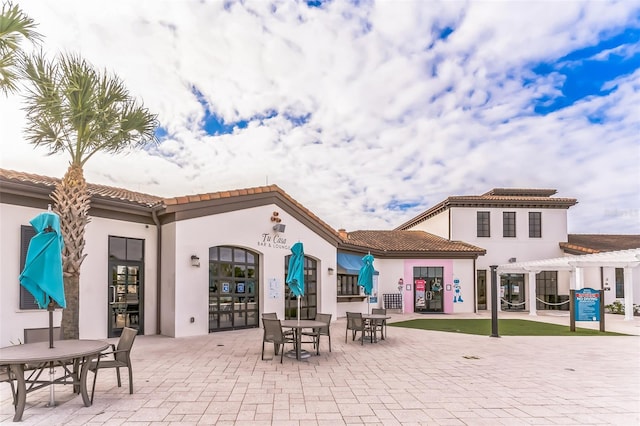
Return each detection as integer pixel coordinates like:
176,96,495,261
0,168,484,347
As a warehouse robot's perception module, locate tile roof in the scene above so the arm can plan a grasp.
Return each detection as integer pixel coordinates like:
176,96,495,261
340,230,486,254
560,234,640,254
163,184,341,240
0,168,163,207
396,187,577,230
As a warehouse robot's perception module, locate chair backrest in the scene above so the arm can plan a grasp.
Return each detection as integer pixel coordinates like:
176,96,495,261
346,312,363,330
315,313,332,334
262,312,278,319
262,318,284,344
371,308,386,315
115,327,138,363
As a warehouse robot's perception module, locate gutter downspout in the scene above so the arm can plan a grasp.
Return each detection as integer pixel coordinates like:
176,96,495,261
152,207,162,335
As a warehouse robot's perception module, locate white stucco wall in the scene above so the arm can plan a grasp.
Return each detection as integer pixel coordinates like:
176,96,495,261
161,204,337,338
451,259,476,313
81,216,158,339
409,210,449,239
450,207,568,268
0,203,158,347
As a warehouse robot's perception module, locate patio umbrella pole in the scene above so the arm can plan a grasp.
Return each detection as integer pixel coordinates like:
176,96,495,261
46,363,56,407
297,296,300,323
47,300,57,406
48,300,55,349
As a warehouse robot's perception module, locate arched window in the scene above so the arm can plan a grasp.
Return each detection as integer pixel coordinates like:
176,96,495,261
284,255,317,320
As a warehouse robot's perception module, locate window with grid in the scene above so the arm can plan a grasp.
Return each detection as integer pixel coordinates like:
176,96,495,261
529,212,541,238
503,212,516,237
615,268,624,298
20,225,39,310
477,211,490,237
337,274,360,296
285,255,317,320
536,271,557,309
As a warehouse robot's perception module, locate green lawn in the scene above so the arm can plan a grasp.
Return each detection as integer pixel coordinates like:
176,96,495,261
389,319,628,336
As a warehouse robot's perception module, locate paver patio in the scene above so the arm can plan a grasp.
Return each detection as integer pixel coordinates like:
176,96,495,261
1,312,639,425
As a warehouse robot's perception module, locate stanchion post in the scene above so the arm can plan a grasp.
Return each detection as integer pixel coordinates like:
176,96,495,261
599,289,605,332
490,265,499,338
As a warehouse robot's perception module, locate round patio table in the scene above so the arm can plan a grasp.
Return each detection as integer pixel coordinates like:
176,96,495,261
0,339,109,422
280,320,325,360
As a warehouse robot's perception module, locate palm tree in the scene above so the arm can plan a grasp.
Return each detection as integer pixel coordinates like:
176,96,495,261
22,52,158,339
0,1,41,95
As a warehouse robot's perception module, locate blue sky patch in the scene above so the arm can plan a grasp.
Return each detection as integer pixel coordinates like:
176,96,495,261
386,199,421,211
154,126,168,139
191,86,248,135
532,27,640,115
306,0,326,8
284,112,311,127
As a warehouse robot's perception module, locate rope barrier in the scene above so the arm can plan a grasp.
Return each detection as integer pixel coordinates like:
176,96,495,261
535,297,570,306
500,298,527,307
500,298,571,307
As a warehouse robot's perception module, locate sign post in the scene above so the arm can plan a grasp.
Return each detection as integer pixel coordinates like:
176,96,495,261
571,288,605,332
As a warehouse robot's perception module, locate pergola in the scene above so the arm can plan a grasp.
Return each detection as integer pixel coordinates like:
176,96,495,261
497,248,640,320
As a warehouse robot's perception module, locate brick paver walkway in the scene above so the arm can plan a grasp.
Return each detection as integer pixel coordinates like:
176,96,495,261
1,312,639,425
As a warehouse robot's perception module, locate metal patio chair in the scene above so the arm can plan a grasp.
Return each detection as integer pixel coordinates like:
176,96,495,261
301,313,332,355
0,365,16,406
90,327,138,400
346,312,372,345
261,318,295,363
371,308,387,340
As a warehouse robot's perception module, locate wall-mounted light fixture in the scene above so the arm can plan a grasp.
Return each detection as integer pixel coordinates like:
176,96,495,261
508,257,517,263
328,267,334,275
190,255,200,267
273,223,286,233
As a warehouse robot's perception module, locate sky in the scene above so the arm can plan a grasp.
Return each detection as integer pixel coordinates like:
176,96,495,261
1,0,639,234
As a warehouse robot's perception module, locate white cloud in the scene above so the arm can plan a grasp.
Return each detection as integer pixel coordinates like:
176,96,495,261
1,0,638,235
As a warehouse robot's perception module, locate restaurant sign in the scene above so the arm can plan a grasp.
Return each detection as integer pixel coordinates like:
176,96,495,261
257,233,290,250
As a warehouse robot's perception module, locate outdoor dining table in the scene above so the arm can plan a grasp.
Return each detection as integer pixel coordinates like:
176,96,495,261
280,319,325,360
362,314,391,342
0,339,109,422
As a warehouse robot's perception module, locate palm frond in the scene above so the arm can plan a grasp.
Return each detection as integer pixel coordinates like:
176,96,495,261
22,51,158,167
0,1,41,95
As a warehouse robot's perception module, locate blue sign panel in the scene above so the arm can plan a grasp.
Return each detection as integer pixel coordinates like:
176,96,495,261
575,288,600,322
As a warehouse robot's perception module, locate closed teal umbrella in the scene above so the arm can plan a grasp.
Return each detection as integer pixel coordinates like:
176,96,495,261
19,210,66,348
286,242,304,321
358,253,375,313
286,242,305,298
357,253,374,295
19,211,66,309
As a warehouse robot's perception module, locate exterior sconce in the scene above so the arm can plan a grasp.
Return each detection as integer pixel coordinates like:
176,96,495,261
190,255,200,267
328,267,334,275
508,257,517,263
273,223,286,233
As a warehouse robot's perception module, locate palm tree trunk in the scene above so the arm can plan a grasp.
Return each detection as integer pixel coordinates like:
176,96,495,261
52,164,90,340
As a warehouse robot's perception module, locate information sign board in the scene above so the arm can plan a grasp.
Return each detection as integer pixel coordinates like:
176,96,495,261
575,288,600,322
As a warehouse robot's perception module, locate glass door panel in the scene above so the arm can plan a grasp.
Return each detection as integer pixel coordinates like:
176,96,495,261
500,274,525,311
109,263,141,337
